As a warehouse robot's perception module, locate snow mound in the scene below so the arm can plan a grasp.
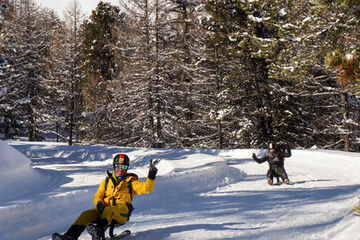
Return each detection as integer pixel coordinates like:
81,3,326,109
0,140,44,203
157,163,246,194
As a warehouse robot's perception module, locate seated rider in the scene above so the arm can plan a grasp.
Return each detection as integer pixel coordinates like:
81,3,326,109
52,153,158,240
252,143,291,185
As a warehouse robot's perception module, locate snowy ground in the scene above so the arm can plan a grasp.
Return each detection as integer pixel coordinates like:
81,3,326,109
0,140,359,240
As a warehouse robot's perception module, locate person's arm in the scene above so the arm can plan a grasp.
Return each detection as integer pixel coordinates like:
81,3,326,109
252,153,268,163
132,178,155,195
132,160,158,195
93,179,106,208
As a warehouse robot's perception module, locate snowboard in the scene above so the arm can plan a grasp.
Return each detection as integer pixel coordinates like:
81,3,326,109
106,229,131,240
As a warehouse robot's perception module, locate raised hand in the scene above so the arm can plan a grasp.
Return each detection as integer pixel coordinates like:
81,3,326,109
148,159,159,180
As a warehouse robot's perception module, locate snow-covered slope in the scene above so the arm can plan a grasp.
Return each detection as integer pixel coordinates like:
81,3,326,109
0,140,44,203
0,141,359,240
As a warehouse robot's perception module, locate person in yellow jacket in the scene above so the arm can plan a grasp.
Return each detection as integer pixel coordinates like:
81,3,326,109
52,153,158,240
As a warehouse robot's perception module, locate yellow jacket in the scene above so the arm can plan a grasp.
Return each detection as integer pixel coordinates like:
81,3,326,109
93,172,155,213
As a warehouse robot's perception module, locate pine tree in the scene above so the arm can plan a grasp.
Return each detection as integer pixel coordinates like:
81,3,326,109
0,1,8,30
200,0,247,148
63,0,85,144
118,0,211,148
280,0,360,151
46,0,85,144
0,0,18,138
165,0,215,148
201,0,359,150
203,0,300,148
80,1,122,143
35,8,63,140
47,23,70,142
117,0,166,147
321,0,360,151
1,0,58,141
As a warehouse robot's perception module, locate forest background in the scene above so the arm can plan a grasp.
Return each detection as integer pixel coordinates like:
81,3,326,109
0,0,359,151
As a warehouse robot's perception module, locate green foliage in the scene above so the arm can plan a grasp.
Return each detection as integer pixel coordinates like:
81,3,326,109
79,1,123,143
326,49,345,68
321,0,360,97
202,0,251,148
204,0,307,147
326,49,360,96
82,1,120,82
1,0,359,150
319,0,360,17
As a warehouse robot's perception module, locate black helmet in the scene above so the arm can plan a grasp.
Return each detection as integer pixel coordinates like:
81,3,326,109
269,142,281,151
113,154,130,169
269,142,287,152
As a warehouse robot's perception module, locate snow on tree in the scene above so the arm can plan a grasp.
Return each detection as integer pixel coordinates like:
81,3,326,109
278,0,360,151
0,0,58,141
199,0,246,148
80,1,122,144
160,0,214,148
202,0,303,148
0,0,358,151
45,0,85,144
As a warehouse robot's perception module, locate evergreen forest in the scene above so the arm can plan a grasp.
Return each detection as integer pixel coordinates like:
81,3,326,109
0,0,359,151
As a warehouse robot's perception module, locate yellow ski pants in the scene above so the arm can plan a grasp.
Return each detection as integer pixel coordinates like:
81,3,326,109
73,206,129,226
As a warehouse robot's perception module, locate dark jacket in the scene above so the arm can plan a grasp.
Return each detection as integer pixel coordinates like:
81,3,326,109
252,148,291,169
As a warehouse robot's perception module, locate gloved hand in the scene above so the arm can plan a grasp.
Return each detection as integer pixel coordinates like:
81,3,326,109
96,201,105,214
148,159,158,180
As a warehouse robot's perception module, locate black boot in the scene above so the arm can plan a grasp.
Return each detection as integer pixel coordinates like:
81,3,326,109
52,233,75,240
86,219,108,240
52,225,84,240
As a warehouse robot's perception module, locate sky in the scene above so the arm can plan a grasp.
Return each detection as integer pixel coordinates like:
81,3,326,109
1,140,360,240
36,0,120,19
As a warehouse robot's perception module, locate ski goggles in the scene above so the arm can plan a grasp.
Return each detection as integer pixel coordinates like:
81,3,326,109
115,164,128,170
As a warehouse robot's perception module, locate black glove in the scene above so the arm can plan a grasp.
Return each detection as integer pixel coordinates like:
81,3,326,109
96,201,105,214
252,153,257,160
148,159,158,180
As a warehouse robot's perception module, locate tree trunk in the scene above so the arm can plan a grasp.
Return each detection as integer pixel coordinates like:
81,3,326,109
56,121,59,142
68,82,74,146
340,91,350,151
217,120,223,149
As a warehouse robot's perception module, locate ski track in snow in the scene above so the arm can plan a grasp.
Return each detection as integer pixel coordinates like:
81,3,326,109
1,141,360,240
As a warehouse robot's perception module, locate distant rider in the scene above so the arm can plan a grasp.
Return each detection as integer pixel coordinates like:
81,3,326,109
252,143,291,185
